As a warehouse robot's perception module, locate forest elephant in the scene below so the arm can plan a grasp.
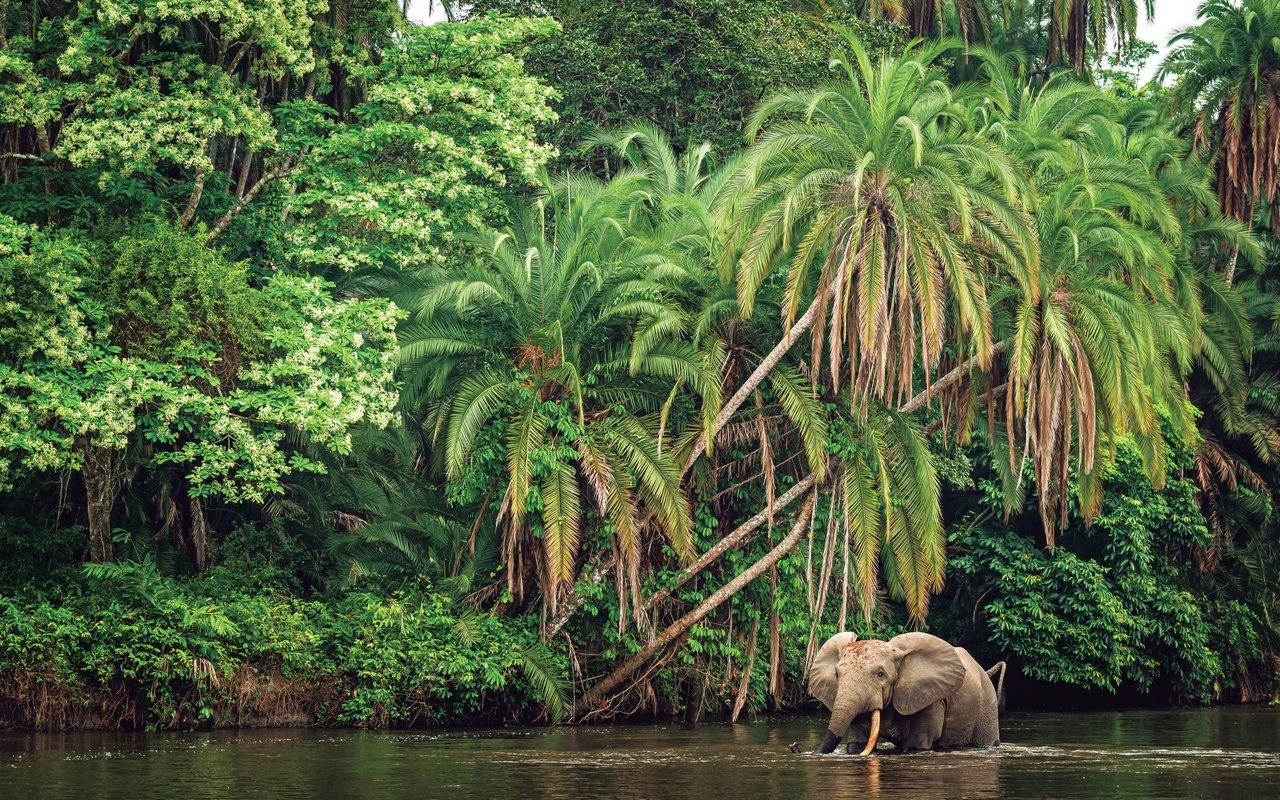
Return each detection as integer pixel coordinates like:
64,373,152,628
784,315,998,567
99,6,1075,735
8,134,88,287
805,632,1005,754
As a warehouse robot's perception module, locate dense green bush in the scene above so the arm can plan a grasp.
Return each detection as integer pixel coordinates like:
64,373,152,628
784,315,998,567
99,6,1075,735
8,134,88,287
0,556,567,730
936,438,1262,701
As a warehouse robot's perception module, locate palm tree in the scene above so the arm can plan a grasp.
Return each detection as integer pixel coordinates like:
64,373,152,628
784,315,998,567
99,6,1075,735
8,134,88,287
729,34,1037,414
397,173,718,615
958,65,1201,545
715,32,1038,618
1116,98,1276,558
1162,0,1280,241
1003,162,1194,545
1047,0,1154,71
591,123,831,487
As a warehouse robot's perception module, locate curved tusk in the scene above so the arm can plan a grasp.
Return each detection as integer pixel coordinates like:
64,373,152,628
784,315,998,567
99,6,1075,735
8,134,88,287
858,709,881,756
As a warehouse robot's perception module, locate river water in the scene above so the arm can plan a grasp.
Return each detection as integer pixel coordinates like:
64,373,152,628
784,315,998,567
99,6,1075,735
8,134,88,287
3,709,1280,799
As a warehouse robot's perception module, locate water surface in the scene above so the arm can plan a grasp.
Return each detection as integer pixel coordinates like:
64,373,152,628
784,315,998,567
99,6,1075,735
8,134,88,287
4,708,1280,799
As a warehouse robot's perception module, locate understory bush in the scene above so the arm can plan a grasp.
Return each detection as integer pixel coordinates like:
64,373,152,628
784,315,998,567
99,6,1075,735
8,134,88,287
0,560,567,730
933,438,1266,702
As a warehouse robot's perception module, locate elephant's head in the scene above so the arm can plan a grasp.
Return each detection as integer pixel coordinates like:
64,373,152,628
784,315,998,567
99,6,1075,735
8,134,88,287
807,632,965,754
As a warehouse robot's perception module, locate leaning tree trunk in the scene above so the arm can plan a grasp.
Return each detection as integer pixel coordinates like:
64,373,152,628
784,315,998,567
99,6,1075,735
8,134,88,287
899,340,1007,415
640,473,817,613
573,492,816,718
79,441,120,563
544,473,817,641
549,338,1009,643
681,296,823,475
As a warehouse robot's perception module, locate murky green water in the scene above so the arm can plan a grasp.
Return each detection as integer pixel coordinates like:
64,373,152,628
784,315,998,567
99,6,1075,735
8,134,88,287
4,709,1280,799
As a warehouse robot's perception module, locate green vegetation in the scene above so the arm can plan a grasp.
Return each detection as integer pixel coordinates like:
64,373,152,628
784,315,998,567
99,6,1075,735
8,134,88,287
2,0,1280,729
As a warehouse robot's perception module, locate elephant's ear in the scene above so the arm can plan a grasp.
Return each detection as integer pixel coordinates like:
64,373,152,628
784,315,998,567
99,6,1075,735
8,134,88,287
888,632,965,716
807,632,857,710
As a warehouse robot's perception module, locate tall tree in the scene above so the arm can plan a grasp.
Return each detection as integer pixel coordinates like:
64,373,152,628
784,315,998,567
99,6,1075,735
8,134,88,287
1046,0,1154,71
397,174,718,614
1162,0,1280,239
715,33,1038,618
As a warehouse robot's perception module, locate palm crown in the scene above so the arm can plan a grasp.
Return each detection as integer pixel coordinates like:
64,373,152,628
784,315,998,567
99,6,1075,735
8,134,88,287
399,174,716,610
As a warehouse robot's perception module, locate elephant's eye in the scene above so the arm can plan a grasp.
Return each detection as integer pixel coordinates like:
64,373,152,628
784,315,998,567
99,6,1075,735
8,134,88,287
877,670,885,678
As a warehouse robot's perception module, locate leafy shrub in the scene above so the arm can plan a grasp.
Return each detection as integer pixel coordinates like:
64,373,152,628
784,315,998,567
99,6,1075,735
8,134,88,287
0,563,568,730
940,438,1259,701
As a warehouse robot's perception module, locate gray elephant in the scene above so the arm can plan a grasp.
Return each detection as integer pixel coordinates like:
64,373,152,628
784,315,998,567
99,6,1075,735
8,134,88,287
806,631,1005,754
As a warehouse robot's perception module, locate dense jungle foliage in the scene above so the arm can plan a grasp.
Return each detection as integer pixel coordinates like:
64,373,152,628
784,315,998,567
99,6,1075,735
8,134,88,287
3,0,1280,729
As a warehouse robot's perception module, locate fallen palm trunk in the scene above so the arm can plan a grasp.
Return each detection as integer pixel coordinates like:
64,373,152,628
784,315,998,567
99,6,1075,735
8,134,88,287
573,492,816,719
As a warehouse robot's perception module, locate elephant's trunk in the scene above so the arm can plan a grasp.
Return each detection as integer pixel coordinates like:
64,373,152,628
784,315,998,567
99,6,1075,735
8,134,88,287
816,729,841,754
857,709,881,756
818,680,863,753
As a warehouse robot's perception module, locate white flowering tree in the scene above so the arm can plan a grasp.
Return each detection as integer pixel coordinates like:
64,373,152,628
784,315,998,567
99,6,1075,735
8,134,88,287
0,3,558,566
0,219,400,563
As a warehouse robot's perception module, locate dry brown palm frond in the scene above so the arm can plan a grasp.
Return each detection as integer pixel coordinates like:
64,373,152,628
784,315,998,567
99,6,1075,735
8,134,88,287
1010,323,1100,548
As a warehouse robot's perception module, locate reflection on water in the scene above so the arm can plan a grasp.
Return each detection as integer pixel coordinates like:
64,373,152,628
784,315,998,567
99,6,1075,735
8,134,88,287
3,708,1280,799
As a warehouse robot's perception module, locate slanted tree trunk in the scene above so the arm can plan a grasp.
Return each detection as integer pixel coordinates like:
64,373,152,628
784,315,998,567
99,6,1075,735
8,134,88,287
640,473,817,613
79,441,120,563
574,493,816,718
682,297,822,475
899,340,1007,415
544,473,817,641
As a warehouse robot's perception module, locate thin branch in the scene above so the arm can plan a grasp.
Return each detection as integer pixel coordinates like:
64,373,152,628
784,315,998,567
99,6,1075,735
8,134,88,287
206,161,294,244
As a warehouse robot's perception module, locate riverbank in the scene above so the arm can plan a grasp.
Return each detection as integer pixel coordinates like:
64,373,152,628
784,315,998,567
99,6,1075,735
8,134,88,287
0,569,563,731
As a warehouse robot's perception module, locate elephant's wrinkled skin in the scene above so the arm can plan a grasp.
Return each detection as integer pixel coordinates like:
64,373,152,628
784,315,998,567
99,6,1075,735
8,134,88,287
807,631,1004,754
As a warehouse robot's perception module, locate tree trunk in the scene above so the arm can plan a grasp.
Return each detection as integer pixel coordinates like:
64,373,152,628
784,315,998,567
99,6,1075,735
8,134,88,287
1225,246,1241,287
908,0,936,38
681,296,822,476
574,492,816,718
189,495,211,570
641,473,816,613
207,161,291,244
544,551,614,639
178,163,208,230
80,442,120,563
898,340,1007,415
545,472,817,641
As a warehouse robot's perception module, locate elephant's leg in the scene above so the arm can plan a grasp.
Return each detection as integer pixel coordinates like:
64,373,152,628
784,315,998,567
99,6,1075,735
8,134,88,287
898,701,945,752
972,699,1000,746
